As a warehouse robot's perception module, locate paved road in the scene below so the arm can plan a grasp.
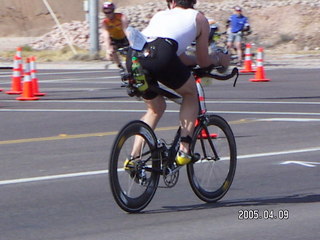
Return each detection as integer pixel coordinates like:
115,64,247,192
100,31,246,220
0,67,319,240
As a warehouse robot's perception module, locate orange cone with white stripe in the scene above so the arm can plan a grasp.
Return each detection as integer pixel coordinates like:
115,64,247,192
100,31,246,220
249,48,271,82
16,58,39,101
30,56,46,96
6,56,23,94
15,47,24,77
240,43,256,73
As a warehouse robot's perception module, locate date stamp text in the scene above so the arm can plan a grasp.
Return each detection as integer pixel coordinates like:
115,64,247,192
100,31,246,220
238,209,289,220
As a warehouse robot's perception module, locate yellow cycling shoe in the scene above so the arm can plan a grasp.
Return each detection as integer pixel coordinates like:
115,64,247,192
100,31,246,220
175,150,192,166
124,158,134,171
124,159,129,170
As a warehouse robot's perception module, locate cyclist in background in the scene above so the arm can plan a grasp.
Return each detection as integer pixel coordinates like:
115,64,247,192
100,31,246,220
102,1,129,70
125,0,230,165
207,18,219,44
226,6,250,66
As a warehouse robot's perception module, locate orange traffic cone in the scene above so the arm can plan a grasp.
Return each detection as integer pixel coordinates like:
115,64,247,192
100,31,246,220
249,48,271,82
240,43,256,73
6,56,23,95
30,56,46,96
16,58,39,101
15,47,24,77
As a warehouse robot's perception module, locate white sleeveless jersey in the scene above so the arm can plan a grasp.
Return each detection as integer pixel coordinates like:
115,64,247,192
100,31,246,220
142,8,198,56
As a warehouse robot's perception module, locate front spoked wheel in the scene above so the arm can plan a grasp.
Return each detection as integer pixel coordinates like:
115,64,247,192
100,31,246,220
109,120,160,213
187,115,237,202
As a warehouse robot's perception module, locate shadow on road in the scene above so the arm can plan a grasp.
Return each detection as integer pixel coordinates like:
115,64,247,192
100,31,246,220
141,193,320,214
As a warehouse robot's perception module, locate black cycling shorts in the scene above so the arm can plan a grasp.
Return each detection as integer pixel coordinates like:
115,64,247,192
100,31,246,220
111,37,129,49
126,38,191,100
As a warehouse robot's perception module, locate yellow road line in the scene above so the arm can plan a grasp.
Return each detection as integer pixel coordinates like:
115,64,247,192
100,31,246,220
0,119,246,145
0,126,179,145
0,132,117,145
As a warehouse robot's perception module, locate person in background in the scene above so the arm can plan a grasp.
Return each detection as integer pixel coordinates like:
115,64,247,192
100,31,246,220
226,6,250,66
101,1,129,70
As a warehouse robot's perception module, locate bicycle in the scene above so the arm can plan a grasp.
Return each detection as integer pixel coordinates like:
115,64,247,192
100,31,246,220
104,46,129,70
186,25,229,72
117,46,129,60
223,30,254,65
109,65,239,213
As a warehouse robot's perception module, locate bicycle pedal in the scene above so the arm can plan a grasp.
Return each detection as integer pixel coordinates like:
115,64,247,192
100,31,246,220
192,153,201,163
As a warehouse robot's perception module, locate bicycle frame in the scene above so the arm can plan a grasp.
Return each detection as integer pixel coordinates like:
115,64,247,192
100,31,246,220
121,66,238,163
149,74,223,171
126,75,209,179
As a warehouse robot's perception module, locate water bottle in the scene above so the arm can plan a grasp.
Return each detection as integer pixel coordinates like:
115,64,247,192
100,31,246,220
131,56,148,91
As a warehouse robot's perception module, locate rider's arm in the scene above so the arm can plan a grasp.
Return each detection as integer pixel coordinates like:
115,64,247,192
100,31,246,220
195,12,211,68
121,14,129,30
179,12,211,67
243,17,250,31
102,21,114,59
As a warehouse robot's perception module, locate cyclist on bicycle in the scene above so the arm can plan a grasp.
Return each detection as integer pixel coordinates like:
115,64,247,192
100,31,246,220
126,0,230,166
226,6,250,66
102,1,129,70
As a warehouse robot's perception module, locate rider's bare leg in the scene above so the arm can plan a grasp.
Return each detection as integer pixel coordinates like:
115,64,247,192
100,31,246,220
227,41,237,61
131,95,166,157
235,41,242,63
111,46,124,69
131,75,198,157
174,74,199,154
141,95,166,129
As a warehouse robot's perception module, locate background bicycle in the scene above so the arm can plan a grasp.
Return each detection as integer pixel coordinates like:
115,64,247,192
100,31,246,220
186,23,254,68
104,46,129,70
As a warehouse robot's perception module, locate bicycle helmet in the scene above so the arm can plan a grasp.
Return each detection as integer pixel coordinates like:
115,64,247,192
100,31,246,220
234,6,242,11
102,1,115,13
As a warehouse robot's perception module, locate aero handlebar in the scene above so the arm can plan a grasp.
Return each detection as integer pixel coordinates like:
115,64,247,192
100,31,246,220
191,65,239,87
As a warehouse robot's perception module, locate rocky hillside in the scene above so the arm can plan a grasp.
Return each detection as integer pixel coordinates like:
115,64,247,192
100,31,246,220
0,0,85,37
1,0,320,53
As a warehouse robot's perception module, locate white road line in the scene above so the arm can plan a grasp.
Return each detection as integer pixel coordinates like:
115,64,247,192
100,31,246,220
204,100,320,105
237,147,320,159
1,109,320,117
1,147,319,186
0,170,108,185
0,70,115,78
36,70,114,75
0,109,159,113
39,76,119,83
2,99,320,105
0,100,145,103
280,161,320,167
210,111,320,116
0,76,120,85
255,118,320,122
